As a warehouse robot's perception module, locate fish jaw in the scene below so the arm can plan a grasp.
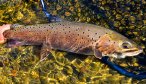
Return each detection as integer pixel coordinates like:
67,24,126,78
0,24,11,44
117,46,143,58
110,48,143,59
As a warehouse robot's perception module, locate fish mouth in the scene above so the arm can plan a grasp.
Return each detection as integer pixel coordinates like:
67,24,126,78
122,47,142,52
123,49,140,54
108,47,143,59
122,47,143,56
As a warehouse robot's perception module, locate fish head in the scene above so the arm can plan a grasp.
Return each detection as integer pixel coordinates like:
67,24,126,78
0,24,11,44
112,40,143,58
96,32,143,59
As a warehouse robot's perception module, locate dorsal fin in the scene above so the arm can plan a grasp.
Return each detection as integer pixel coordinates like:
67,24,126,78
10,24,24,29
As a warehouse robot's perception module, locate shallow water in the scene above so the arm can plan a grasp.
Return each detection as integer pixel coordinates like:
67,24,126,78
0,0,146,83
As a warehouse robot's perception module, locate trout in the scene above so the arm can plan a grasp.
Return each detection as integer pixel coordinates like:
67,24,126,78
0,21,143,59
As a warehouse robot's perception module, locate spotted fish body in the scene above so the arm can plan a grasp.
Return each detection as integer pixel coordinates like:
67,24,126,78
3,21,143,59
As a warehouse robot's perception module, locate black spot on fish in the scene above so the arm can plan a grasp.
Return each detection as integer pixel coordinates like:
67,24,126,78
91,42,94,44
69,27,70,28
83,32,85,34
62,25,64,26
78,34,79,36
99,36,101,38
87,35,89,37
88,29,90,31
95,33,97,35
69,31,70,33
63,29,65,30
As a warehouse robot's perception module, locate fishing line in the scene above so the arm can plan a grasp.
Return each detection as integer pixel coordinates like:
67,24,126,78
101,56,146,80
40,0,62,22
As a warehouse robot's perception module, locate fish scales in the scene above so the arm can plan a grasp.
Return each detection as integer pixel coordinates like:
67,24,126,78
2,21,143,59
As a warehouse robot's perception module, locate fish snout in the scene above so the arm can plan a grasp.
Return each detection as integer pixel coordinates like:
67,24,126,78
0,24,11,44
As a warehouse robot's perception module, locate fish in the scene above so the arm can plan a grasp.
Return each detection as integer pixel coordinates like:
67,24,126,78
0,21,143,59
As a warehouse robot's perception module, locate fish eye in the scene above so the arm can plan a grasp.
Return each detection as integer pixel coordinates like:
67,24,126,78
121,42,132,49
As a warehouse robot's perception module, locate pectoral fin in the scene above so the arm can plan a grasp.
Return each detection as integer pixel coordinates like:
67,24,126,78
40,43,52,60
94,49,102,59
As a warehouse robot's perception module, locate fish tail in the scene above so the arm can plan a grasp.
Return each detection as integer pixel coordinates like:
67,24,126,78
3,30,13,39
